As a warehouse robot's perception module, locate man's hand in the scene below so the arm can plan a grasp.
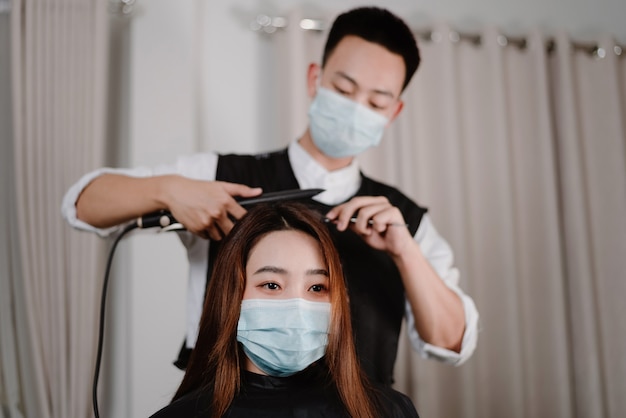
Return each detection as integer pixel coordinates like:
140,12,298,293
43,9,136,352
325,196,414,256
75,173,262,236
327,195,466,352
162,177,262,240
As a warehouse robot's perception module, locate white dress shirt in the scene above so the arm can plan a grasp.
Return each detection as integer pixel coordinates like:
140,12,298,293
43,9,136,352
62,140,479,365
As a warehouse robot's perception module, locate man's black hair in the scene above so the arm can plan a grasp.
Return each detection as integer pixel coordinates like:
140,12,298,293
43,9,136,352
322,7,420,92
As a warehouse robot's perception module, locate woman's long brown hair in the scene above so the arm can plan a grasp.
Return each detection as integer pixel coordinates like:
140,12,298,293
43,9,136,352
172,202,377,418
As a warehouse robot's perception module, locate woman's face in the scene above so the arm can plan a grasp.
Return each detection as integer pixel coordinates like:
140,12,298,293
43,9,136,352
243,230,330,302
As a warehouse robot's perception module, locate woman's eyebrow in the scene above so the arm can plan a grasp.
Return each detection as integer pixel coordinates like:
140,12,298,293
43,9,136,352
253,266,328,276
306,268,329,276
253,266,286,275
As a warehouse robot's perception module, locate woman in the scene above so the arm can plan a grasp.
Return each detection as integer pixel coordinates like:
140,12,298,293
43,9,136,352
150,202,419,417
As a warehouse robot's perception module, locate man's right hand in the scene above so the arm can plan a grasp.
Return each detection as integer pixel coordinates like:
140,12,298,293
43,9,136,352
75,173,262,239
162,177,262,240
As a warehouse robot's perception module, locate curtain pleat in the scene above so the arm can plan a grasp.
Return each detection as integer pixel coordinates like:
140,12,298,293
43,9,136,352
460,28,528,418
550,31,626,418
503,30,573,418
13,1,51,416
569,35,626,418
0,5,23,417
6,1,109,417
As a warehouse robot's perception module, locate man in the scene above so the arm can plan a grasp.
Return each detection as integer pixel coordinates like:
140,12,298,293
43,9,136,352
63,7,478,386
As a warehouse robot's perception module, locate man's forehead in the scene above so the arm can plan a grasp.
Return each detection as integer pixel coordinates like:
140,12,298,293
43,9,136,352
323,36,405,95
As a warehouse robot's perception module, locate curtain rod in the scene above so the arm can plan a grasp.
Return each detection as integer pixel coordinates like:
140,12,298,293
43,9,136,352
249,15,625,59
0,0,137,15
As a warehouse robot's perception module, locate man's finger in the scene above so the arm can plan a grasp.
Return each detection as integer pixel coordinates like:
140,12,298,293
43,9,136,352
215,214,236,237
221,182,263,198
206,225,224,241
327,196,390,227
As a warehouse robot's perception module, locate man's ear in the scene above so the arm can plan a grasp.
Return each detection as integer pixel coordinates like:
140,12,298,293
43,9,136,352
387,100,404,125
307,63,321,98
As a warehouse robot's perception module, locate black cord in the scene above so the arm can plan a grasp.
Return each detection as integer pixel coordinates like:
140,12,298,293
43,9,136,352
93,222,138,418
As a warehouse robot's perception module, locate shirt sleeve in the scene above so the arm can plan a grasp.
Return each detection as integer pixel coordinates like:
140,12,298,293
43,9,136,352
60,152,219,237
61,153,219,350
404,214,479,365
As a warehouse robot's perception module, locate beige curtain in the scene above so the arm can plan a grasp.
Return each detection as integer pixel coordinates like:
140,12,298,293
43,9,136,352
1,1,110,417
1,4,25,418
270,16,626,418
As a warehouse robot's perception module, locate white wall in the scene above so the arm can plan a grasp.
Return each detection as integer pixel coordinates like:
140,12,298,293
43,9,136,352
114,0,626,416
106,2,197,417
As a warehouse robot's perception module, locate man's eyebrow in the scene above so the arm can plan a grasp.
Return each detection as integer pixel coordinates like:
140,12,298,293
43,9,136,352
334,71,396,98
335,71,358,86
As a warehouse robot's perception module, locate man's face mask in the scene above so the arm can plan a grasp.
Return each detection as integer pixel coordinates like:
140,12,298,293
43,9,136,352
308,87,389,158
236,298,331,377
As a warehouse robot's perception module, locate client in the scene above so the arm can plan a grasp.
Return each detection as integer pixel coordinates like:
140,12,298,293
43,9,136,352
150,202,419,417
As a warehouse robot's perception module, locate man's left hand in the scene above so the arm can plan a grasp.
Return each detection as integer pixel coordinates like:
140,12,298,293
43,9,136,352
325,196,414,256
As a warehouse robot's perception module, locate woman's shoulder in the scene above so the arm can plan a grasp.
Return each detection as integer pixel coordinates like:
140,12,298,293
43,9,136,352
374,386,420,418
148,389,211,418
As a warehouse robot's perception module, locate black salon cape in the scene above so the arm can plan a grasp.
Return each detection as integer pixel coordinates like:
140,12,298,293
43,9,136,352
149,366,419,418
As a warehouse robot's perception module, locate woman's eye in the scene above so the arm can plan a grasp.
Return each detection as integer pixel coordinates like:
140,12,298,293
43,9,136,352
309,284,327,293
262,282,280,290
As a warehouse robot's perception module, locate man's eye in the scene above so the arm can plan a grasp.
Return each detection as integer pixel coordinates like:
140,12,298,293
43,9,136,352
333,86,351,95
369,102,386,110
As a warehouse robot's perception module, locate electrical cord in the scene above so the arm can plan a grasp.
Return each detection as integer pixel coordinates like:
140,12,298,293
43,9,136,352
93,222,137,418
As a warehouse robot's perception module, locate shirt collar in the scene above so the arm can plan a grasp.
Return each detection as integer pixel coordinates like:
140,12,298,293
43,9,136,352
288,140,361,206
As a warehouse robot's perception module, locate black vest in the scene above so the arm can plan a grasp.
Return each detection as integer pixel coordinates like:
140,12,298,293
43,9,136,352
176,149,427,386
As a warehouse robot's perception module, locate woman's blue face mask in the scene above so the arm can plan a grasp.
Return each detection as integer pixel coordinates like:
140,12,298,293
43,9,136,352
236,298,331,377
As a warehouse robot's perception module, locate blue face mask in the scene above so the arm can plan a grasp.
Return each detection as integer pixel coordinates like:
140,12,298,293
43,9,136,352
237,298,331,377
308,87,389,158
